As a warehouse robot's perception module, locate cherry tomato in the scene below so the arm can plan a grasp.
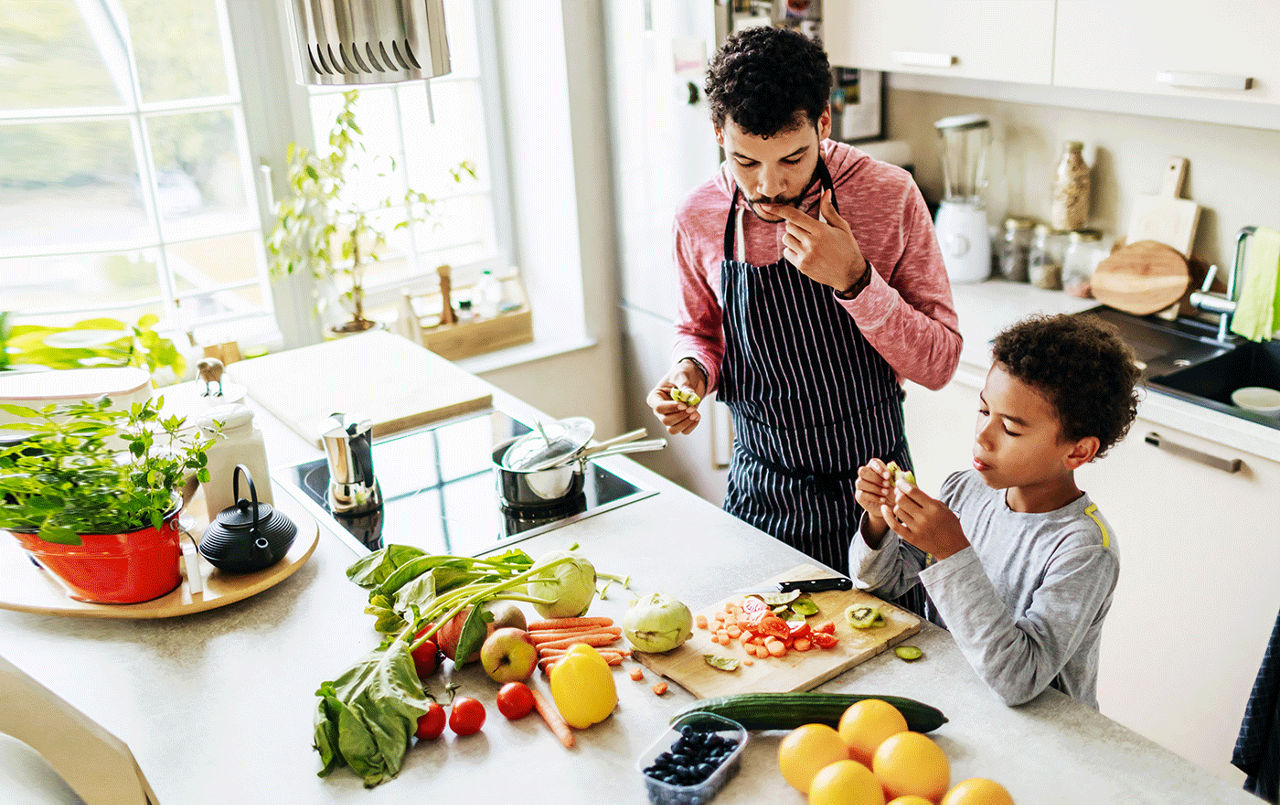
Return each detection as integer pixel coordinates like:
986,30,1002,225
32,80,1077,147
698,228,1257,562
496,682,535,720
415,703,446,740
411,628,439,679
448,696,486,736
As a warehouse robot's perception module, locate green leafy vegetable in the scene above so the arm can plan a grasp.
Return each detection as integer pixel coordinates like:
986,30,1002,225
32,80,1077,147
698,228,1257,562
346,545,427,588
704,654,740,672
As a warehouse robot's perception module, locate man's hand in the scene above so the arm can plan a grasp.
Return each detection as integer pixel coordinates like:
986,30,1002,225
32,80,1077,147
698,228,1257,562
760,189,866,293
854,458,894,546
645,360,707,435
880,482,970,560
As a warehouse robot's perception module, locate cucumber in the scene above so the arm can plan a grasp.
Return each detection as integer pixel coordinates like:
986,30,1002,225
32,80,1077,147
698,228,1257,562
671,692,947,734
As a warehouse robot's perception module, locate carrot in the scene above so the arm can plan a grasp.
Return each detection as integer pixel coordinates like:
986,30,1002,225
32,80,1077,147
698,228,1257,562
794,637,812,652
533,634,623,651
530,688,575,748
537,646,630,657
529,626,622,644
695,614,708,629
767,641,787,658
629,666,645,681
539,654,624,673
652,681,668,696
743,658,754,666
528,617,614,631
726,625,742,638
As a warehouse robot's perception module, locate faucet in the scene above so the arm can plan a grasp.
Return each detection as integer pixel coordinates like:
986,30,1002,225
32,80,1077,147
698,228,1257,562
1189,226,1256,342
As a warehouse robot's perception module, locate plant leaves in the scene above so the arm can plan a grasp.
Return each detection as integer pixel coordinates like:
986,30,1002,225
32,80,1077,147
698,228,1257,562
345,544,427,589
452,603,494,668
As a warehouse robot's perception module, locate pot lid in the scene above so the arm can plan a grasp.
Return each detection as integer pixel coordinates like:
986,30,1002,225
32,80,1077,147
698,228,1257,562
217,498,275,529
501,416,595,471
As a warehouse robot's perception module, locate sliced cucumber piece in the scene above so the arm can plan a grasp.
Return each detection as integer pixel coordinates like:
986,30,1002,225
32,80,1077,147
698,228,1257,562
894,645,924,662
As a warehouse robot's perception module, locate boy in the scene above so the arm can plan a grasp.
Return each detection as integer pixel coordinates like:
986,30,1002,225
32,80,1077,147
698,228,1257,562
851,314,1141,708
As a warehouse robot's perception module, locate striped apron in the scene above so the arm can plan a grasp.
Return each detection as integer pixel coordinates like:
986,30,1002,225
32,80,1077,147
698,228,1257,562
718,158,927,616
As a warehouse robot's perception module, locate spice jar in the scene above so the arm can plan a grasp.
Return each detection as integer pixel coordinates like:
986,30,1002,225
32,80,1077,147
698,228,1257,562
1062,229,1103,298
998,217,1036,282
1028,224,1067,290
1051,141,1091,231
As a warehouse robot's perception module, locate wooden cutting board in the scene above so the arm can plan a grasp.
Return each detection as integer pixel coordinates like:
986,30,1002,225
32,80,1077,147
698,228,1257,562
227,331,492,447
1091,240,1191,316
635,564,921,698
1127,157,1200,258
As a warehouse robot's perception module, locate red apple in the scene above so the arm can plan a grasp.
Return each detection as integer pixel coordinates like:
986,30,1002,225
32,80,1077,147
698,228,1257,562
438,602,528,662
480,628,539,683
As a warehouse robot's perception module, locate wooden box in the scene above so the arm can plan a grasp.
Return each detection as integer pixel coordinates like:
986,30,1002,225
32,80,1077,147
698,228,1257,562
396,271,533,361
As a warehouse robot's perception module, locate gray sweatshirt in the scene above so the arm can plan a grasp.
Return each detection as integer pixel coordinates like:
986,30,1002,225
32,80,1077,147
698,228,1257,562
849,469,1119,708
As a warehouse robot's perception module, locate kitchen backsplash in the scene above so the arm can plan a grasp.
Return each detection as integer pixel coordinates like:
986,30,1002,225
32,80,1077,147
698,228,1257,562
887,89,1280,273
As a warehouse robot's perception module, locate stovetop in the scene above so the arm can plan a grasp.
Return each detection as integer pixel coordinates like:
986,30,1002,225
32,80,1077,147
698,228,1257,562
277,409,654,557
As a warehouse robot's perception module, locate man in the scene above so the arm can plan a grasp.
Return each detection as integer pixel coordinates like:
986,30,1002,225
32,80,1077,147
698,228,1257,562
646,26,961,583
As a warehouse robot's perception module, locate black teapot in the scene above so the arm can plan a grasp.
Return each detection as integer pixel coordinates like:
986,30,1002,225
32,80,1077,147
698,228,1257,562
199,465,297,573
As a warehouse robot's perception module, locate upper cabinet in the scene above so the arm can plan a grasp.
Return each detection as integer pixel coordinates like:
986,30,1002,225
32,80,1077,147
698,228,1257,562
1053,0,1280,104
823,0,1056,85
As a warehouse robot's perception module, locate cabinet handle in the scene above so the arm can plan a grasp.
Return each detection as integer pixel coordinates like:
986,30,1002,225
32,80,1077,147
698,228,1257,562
1156,70,1254,91
891,51,957,69
1144,431,1242,473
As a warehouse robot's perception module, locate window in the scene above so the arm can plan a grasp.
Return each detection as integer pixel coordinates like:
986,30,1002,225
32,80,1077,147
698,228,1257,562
0,0,271,340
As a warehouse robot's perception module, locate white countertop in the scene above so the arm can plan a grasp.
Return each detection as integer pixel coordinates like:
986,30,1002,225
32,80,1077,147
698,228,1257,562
0,376,1261,804
948,280,1280,464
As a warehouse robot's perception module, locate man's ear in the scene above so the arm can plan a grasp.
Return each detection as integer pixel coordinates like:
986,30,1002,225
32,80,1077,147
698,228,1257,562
1063,436,1100,470
817,105,832,141
714,126,724,147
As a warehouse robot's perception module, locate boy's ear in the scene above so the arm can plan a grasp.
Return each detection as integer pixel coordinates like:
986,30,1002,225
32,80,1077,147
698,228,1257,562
1063,436,1100,470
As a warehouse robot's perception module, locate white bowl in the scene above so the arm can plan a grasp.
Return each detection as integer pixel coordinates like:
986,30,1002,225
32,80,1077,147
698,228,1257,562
1231,386,1280,416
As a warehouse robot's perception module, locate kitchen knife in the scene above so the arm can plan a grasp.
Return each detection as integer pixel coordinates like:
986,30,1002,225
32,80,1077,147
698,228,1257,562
735,577,853,595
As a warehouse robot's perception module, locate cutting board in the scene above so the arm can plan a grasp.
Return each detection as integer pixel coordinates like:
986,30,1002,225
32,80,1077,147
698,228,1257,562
227,331,492,447
1091,240,1191,315
635,564,921,698
1127,157,1201,258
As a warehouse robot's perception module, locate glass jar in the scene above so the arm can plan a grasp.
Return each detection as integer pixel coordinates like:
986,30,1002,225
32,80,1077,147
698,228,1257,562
1062,229,1104,298
1028,223,1068,290
998,217,1036,283
1051,141,1091,231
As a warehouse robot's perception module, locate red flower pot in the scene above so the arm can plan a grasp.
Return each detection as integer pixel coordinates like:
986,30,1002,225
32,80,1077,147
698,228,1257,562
10,508,183,604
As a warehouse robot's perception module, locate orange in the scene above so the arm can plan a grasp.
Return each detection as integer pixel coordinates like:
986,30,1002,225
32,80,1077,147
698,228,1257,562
809,760,885,805
778,723,851,793
872,731,950,801
838,699,909,765
887,798,935,805
942,778,1015,805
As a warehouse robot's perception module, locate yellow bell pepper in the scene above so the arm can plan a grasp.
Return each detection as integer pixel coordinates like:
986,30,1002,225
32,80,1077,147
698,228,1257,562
548,643,617,729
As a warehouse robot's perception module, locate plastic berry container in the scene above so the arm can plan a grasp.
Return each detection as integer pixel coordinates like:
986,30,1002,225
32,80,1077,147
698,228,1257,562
636,712,749,805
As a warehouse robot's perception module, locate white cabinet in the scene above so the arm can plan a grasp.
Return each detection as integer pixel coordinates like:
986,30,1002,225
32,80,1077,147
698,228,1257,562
905,367,1280,780
823,0,1055,84
1053,0,1280,104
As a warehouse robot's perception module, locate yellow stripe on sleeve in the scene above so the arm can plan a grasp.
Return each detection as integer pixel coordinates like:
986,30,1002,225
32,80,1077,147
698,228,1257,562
1083,503,1110,549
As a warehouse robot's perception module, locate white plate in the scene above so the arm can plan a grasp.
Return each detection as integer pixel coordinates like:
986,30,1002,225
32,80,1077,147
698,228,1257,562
1231,386,1280,416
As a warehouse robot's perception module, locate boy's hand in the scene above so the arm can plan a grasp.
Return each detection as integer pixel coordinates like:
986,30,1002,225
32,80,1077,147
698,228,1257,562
854,458,893,543
881,482,970,560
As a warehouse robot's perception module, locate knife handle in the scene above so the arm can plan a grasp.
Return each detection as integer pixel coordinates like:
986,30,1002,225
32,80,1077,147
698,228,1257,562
780,578,853,593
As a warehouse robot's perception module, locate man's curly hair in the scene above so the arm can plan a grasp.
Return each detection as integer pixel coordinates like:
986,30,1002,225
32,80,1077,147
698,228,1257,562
991,315,1142,458
704,26,831,136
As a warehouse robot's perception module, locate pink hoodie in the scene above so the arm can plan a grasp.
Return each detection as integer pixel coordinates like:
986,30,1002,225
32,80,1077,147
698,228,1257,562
672,139,962,393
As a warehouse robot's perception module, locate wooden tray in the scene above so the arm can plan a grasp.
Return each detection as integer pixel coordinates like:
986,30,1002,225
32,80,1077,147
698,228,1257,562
0,494,318,619
635,564,921,699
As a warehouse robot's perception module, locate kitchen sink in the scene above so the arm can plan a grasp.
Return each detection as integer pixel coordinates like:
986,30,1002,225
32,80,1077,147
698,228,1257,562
1071,306,1280,431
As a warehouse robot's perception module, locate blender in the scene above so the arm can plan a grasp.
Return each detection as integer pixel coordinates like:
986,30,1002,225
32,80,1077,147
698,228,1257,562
933,114,992,283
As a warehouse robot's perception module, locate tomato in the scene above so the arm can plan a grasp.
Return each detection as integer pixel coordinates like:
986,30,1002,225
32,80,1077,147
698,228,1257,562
415,703,446,740
741,596,768,615
787,620,811,640
756,615,791,641
411,627,439,679
811,631,839,649
496,682,536,720
448,696,486,736
814,620,836,635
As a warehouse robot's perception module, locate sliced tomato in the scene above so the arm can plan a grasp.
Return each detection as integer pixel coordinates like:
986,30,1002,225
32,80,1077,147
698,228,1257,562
787,620,811,640
741,596,768,615
814,620,836,635
811,631,839,649
756,615,791,641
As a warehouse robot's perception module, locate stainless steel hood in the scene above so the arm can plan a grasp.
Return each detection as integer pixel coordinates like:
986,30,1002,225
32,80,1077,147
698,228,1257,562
287,0,450,86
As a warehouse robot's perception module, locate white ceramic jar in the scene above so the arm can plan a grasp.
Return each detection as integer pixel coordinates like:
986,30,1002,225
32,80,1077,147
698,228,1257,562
198,403,272,521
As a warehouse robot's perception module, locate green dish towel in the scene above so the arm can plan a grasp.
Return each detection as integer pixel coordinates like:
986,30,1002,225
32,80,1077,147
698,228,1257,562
1231,226,1280,342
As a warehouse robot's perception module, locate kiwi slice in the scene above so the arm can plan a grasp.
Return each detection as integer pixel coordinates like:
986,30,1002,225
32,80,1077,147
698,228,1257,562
885,461,916,487
670,387,701,406
894,645,924,662
845,604,886,629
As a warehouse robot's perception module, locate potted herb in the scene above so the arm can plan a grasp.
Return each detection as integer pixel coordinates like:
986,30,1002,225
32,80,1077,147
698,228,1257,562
265,90,474,337
0,396,213,603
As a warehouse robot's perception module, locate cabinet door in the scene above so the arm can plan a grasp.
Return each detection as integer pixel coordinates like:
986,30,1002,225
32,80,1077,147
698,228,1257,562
1054,0,1280,103
824,0,1054,84
1079,417,1280,780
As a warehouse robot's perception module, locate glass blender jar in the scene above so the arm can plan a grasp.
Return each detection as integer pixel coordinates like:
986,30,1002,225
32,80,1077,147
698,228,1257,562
933,114,992,283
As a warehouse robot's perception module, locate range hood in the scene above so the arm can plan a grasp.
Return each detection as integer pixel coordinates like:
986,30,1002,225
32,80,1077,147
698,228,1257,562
287,0,450,86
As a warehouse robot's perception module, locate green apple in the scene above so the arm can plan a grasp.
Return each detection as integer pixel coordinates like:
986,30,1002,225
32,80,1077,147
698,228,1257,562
480,627,538,683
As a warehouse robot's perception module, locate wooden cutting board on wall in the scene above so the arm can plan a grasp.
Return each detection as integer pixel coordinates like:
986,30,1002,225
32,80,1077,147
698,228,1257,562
1127,157,1201,258
635,564,921,699
1091,240,1191,316
227,331,493,447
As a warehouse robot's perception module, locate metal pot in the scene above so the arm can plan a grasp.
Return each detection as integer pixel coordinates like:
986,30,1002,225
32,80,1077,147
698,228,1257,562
492,433,666,509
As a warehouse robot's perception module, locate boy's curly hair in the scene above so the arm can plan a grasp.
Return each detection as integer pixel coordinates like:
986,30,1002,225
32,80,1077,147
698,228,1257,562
704,26,831,137
991,314,1142,458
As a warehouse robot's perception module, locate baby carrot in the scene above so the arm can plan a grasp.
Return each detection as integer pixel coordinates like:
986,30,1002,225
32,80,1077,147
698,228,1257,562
695,614,708,629
652,681,668,696
629,666,645,681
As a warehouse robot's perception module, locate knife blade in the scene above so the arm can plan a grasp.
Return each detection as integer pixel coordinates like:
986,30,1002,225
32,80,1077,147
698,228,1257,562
734,577,853,595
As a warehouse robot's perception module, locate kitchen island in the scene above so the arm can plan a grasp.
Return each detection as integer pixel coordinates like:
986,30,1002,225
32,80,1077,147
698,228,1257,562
0,380,1260,804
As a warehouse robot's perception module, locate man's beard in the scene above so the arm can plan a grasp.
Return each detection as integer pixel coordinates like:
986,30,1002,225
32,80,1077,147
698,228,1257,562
744,167,822,222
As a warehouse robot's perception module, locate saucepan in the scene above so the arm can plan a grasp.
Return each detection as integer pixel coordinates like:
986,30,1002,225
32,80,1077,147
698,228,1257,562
492,422,666,508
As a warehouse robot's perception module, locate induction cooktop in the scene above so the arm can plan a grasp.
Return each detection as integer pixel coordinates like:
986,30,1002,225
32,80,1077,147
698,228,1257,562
277,409,655,557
